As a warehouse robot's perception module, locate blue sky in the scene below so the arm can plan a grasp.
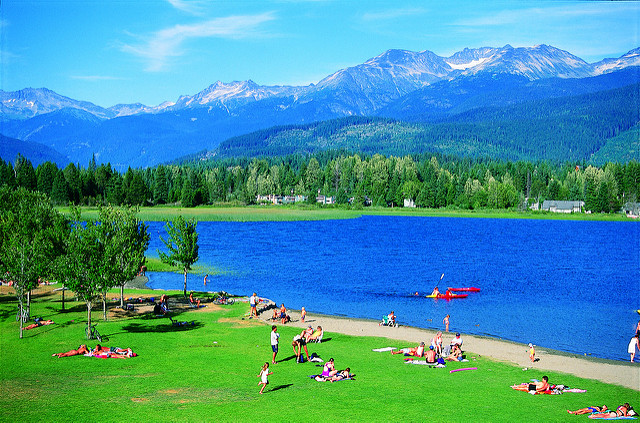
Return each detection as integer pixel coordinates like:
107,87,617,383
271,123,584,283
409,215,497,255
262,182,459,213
2,0,638,108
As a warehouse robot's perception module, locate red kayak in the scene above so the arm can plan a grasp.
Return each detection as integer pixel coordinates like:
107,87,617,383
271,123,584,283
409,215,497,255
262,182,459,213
448,287,480,292
426,293,468,299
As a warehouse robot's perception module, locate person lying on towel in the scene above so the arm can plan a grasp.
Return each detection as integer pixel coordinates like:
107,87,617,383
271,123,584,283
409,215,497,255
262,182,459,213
330,368,352,382
24,318,54,330
391,342,425,357
511,375,549,394
588,403,634,419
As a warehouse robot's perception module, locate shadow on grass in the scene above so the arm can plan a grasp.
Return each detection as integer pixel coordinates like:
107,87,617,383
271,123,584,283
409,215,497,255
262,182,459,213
279,355,297,363
267,383,293,393
120,320,203,334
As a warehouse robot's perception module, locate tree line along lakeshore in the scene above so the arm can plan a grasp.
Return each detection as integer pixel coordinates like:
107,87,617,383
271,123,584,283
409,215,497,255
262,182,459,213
3,151,639,213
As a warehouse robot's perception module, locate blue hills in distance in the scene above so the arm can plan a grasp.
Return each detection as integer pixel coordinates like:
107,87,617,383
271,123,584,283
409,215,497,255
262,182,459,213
1,44,638,169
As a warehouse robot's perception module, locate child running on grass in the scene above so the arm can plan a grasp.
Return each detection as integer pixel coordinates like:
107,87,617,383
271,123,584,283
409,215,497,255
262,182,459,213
258,362,273,394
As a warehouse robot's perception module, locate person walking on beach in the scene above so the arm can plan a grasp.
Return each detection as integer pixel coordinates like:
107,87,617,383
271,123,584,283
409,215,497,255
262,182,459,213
443,314,450,332
529,343,536,363
257,362,272,394
249,293,258,318
300,307,306,323
629,335,639,362
271,325,279,364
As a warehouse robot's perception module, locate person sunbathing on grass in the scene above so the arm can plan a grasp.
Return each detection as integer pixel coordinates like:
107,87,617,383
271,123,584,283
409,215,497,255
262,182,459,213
52,344,89,357
330,368,351,382
24,319,54,330
511,375,549,394
588,403,633,419
567,405,608,415
391,342,425,357
90,345,134,358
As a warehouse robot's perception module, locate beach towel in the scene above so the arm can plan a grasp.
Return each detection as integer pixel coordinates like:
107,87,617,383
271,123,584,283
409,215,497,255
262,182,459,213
309,374,355,382
372,347,396,352
404,359,445,367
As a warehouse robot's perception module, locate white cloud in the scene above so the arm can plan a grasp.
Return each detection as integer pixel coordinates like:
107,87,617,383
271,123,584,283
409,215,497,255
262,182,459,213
120,12,276,72
453,3,640,27
166,0,207,16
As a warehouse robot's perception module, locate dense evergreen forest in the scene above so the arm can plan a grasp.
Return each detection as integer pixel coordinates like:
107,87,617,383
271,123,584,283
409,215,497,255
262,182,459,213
2,151,639,213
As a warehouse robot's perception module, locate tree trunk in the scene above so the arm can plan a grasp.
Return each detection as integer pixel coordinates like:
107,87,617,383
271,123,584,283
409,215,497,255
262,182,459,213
19,300,24,339
183,268,187,298
86,301,92,340
120,284,124,308
102,292,107,321
61,287,65,311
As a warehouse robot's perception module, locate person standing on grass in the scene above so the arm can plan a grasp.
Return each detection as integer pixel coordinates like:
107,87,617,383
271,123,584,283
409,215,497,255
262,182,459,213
258,362,272,394
443,314,450,332
250,293,258,318
271,325,279,364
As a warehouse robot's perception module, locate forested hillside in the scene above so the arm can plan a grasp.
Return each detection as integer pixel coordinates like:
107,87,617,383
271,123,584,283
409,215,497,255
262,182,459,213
208,83,639,163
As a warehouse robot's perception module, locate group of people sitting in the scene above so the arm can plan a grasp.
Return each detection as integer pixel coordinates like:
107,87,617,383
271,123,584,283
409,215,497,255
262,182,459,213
292,325,323,363
271,303,291,324
392,332,465,363
153,294,170,315
52,344,136,359
314,358,352,382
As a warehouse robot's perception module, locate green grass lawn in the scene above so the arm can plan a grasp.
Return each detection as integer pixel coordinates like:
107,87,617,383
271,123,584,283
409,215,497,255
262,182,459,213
57,204,635,223
1,288,635,422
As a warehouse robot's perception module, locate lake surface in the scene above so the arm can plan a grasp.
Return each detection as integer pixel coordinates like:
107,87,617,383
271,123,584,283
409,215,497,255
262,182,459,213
145,215,639,361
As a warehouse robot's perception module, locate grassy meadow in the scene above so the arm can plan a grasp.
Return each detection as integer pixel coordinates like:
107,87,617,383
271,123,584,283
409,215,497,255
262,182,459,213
57,204,635,223
1,286,636,422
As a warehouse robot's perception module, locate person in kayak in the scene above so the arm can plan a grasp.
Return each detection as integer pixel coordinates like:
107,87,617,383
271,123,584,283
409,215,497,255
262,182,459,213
430,287,440,296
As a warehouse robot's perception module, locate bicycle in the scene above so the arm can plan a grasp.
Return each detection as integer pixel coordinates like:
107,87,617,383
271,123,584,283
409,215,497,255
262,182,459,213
86,323,104,342
16,308,29,323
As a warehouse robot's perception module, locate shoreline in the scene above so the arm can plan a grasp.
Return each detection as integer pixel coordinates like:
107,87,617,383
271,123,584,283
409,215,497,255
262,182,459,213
123,279,639,390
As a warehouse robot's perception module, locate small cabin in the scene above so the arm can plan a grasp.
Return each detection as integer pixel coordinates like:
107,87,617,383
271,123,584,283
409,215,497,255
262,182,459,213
541,200,584,213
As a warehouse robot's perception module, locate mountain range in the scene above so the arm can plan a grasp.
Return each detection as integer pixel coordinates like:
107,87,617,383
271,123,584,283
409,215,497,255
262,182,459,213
1,44,638,169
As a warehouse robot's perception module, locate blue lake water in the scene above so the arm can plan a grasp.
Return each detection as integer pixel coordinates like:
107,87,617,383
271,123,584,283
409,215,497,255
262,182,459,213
144,216,639,361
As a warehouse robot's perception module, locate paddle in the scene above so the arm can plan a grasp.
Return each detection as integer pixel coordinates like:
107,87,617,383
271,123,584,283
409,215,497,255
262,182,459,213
427,273,444,297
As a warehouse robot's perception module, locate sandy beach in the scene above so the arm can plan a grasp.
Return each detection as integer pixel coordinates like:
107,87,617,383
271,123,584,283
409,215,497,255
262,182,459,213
260,306,640,391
